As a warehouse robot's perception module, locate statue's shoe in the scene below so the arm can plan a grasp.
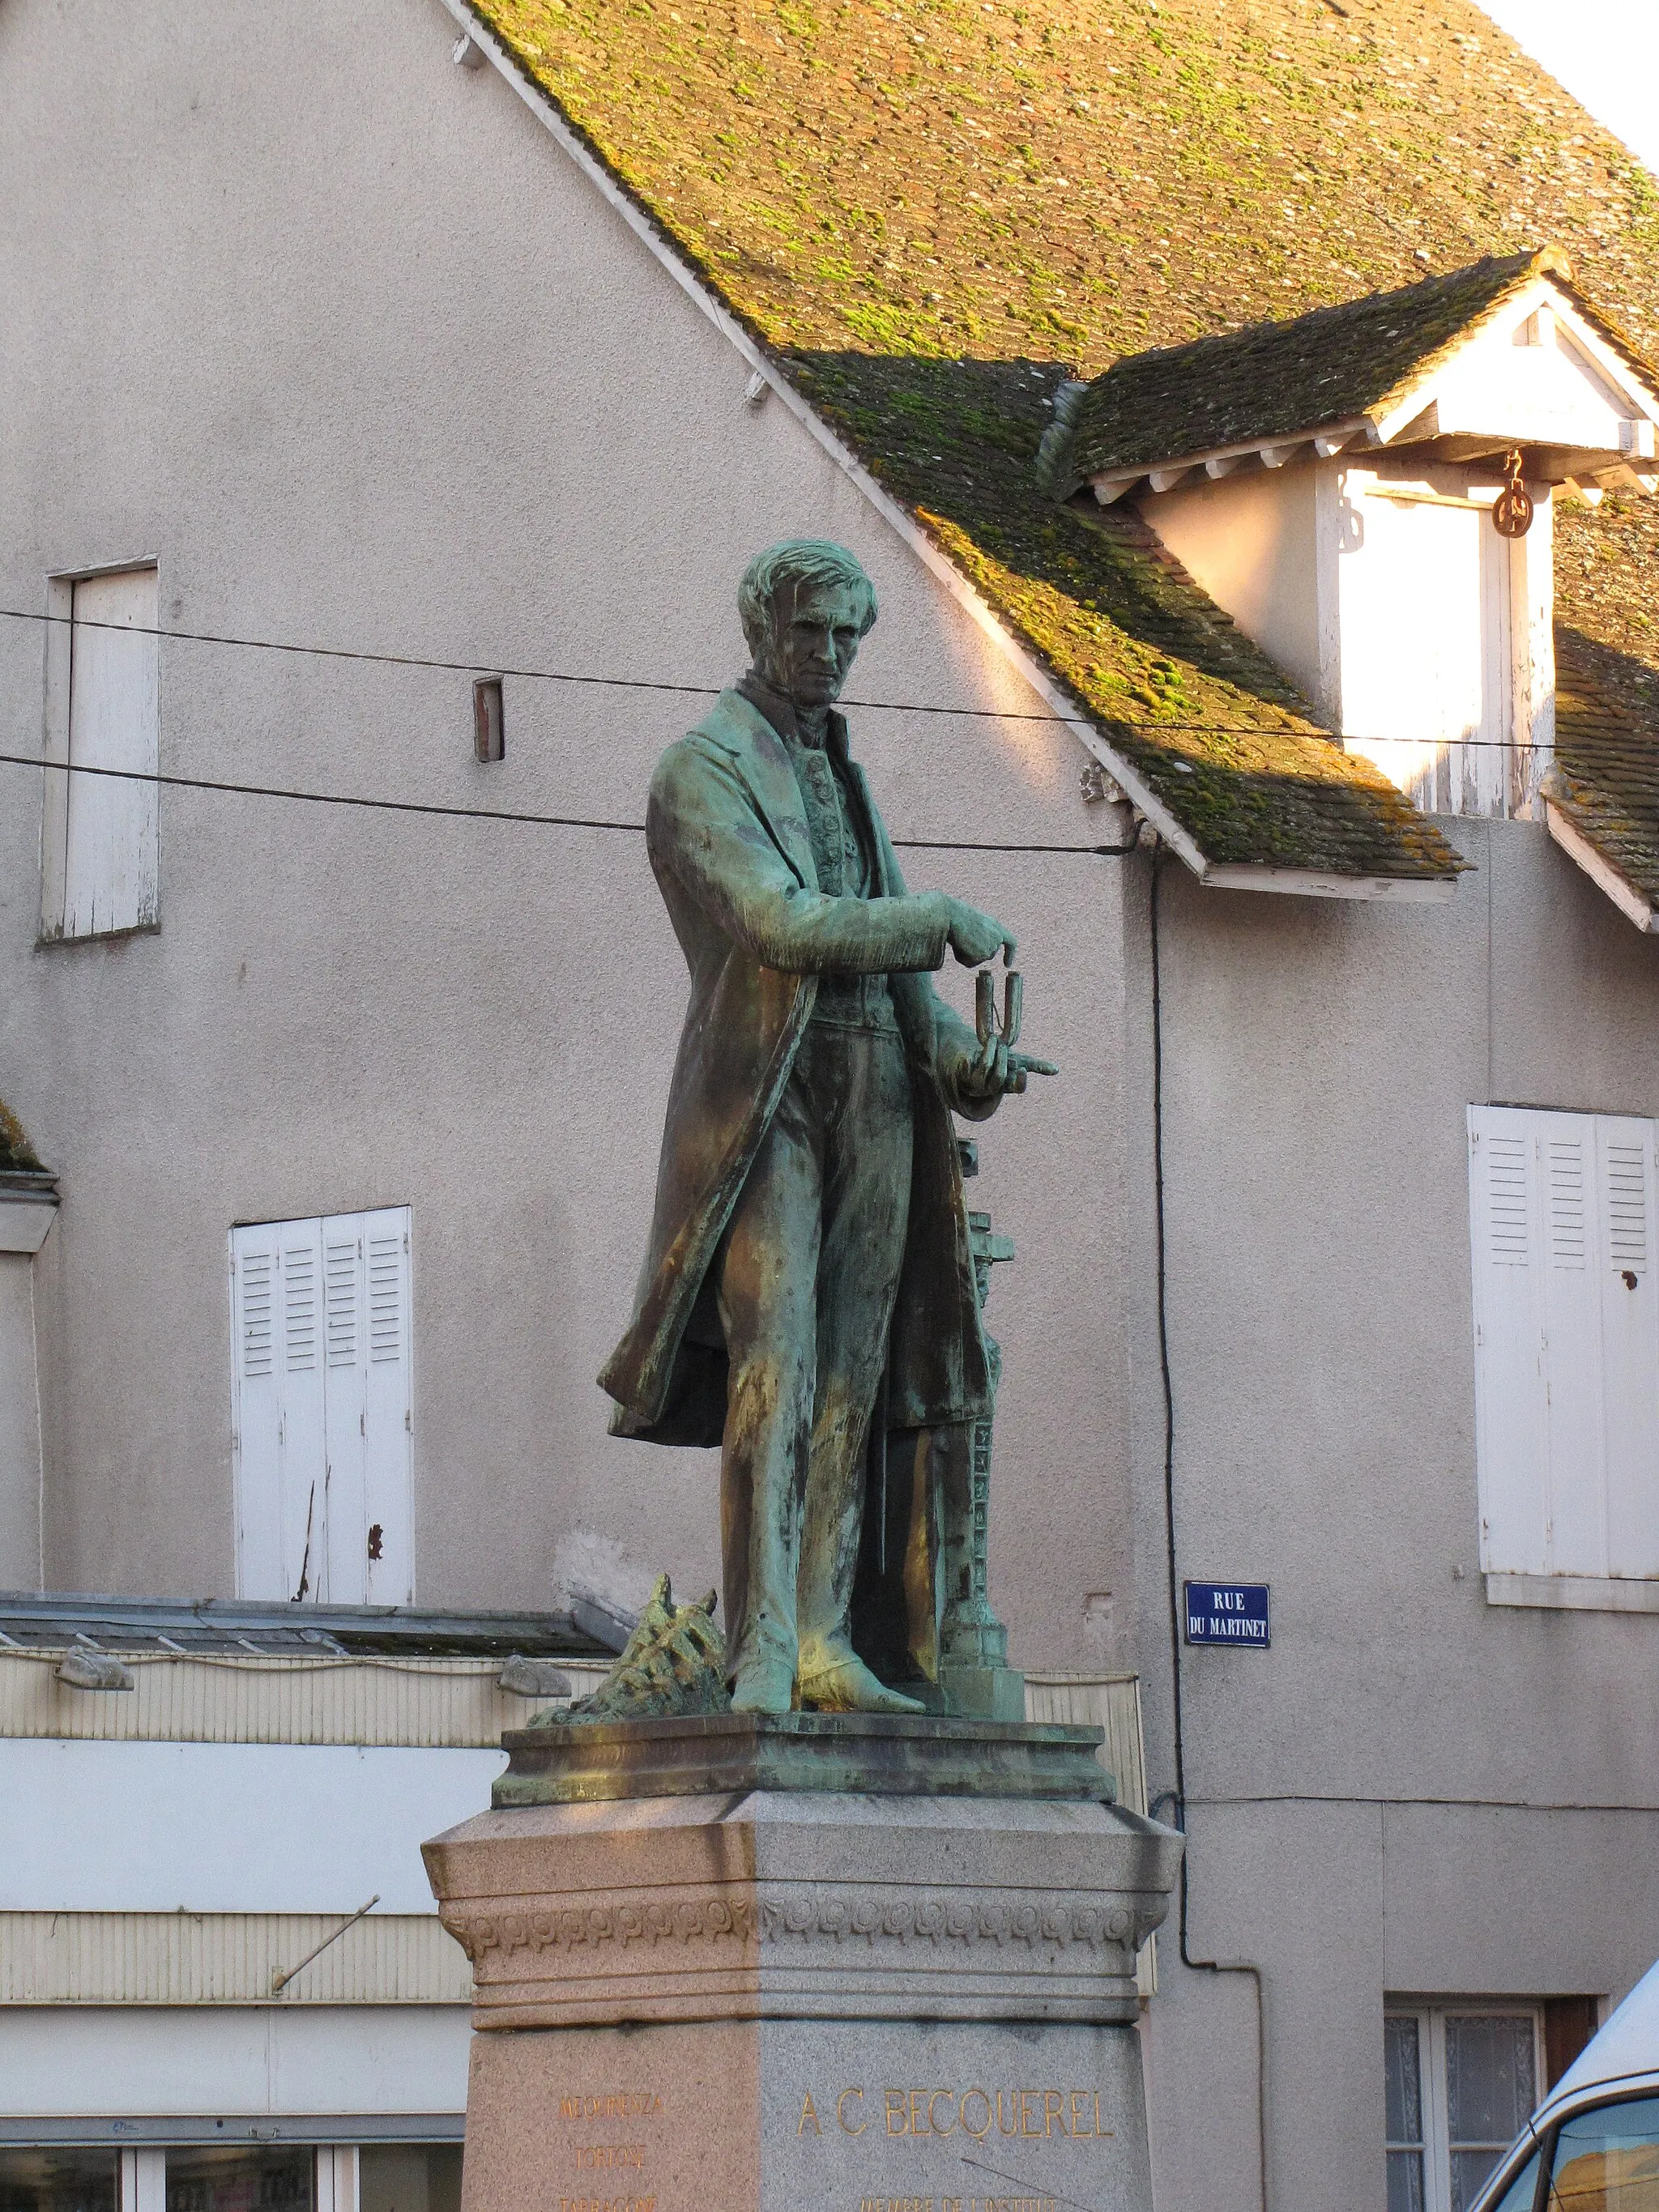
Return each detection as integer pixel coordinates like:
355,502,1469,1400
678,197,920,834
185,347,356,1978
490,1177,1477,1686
796,1655,925,1715
729,1657,795,1715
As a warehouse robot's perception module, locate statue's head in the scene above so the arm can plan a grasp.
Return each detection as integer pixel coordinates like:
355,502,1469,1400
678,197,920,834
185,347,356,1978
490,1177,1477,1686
739,540,878,711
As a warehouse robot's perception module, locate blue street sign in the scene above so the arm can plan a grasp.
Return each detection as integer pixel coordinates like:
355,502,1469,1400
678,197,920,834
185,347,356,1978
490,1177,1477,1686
1184,1581,1270,1647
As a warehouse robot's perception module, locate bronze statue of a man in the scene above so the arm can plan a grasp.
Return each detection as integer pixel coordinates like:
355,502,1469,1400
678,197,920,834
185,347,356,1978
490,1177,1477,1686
600,541,1052,1715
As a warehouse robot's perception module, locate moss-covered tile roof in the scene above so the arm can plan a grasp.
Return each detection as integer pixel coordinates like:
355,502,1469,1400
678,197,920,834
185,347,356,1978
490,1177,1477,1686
0,1100,42,1174
463,0,1659,888
1049,246,1646,489
1550,633,1659,908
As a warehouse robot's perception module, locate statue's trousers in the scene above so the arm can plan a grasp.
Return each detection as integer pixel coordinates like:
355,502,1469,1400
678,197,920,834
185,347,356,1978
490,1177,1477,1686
713,1020,914,1687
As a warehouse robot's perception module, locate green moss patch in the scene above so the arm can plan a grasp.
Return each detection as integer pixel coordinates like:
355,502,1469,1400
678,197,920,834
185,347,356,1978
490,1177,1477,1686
0,1100,42,1174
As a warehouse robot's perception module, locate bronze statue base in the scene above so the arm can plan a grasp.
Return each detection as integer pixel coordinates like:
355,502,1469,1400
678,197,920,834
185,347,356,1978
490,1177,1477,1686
493,1709,1115,1809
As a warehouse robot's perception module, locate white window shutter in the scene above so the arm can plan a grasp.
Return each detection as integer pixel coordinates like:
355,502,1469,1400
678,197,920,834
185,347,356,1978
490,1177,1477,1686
1597,1119,1659,1576
1537,1115,1610,1577
1468,1107,1550,1574
231,1225,283,1600
278,1218,328,1600
231,1217,326,1600
322,1215,367,1605
361,1206,415,1605
62,569,160,938
232,1208,415,1607
1471,1106,1659,1588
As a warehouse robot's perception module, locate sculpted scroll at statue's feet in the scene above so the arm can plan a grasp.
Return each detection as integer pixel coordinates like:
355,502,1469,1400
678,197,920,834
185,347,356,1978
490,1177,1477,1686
730,1655,796,1715
796,1652,926,1715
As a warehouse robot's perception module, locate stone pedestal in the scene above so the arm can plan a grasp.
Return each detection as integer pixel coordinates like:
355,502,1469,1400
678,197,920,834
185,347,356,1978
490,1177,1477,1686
423,1719,1182,2212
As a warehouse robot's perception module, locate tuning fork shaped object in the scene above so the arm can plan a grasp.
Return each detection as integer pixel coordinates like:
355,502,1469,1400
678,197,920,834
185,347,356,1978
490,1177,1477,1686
975,958,1022,1050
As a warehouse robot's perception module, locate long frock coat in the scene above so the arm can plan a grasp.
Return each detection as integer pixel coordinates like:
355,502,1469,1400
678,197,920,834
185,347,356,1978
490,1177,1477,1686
599,687,996,1447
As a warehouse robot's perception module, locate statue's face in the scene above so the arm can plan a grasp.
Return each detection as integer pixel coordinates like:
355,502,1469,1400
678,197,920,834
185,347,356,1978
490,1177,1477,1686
757,579,868,708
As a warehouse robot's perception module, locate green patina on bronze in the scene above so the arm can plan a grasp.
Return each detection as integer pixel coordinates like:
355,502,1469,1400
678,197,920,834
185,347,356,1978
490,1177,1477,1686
552,1575,730,1721
463,0,1659,881
496,1708,1117,1805
598,543,1051,1720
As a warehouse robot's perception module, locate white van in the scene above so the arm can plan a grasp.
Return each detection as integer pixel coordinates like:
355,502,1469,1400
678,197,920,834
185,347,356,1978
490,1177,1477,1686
1471,1963,1659,2209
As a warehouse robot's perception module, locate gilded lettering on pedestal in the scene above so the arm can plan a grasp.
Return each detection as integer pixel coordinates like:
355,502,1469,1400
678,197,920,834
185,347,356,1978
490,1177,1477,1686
804,2088,1113,2144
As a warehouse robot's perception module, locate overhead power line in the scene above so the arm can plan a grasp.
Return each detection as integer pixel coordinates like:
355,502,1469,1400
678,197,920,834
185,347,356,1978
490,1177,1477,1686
4,603,1653,758
0,750,1136,857
0,605,1090,727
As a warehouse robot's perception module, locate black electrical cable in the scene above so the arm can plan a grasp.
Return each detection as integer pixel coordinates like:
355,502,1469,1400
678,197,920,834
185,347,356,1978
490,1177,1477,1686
0,605,1090,727
1150,846,1272,2212
6,604,1650,758
0,749,1141,857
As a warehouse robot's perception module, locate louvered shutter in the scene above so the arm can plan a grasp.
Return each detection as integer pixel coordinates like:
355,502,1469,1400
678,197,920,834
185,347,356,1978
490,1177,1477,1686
231,1225,283,1598
230,1218,326,1600
1537,1115,1608,1577
278,1217,328,1598
322,1215,367,1605
361,1206,415,1605
1471,1106,1659,1586
231,1208,415,1605
316,1206,415,1603
1597,1119,1659,1577
1468,1108,1550,1575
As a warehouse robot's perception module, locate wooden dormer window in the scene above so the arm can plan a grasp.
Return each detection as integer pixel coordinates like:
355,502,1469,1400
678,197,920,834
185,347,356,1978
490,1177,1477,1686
1041,249,1659,830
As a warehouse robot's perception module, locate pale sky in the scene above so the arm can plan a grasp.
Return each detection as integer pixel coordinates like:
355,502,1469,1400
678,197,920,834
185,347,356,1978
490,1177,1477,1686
1478,0,1659,179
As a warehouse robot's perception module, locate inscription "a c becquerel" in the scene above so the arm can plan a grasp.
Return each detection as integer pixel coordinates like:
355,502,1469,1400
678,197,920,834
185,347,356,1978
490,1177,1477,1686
800,2090,1115,2142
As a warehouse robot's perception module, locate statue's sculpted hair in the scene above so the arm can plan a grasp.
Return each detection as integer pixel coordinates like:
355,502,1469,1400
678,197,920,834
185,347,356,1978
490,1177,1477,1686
738,540,878,662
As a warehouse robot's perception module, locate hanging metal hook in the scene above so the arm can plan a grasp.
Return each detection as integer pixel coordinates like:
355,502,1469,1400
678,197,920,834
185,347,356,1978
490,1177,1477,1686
1493,448,1534,539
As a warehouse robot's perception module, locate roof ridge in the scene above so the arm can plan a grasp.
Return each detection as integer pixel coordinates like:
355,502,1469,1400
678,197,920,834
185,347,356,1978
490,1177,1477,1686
1090,249,1548,387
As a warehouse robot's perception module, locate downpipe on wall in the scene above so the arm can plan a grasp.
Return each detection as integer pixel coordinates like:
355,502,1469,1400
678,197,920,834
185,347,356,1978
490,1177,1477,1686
1146,849,1272,2212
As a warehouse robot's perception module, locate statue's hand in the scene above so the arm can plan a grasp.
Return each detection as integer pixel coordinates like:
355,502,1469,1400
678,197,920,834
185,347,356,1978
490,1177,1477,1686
942,899,1017,968
953,1031,1060,1102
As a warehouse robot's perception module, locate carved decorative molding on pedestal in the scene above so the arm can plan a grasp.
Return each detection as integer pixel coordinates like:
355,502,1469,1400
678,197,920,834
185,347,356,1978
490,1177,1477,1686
441,1886,1156,1967
437,1869,1168,2027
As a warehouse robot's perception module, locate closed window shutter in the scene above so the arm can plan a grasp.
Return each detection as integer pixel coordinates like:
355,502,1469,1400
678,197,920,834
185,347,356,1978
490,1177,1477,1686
230,1218,326,1600
1537,1116,1608,1577
322,1217,366,1606
279,1219,327,1600
63,568,160,938
1471,1106,1659,1585
1597,1120,1659,1576
361,1207,415,1605
1469,1108,1550,1574
231,1225,282,1599
232,1208,415,1605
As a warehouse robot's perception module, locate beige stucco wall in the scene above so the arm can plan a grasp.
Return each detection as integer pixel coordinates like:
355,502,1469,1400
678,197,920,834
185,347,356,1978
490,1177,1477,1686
1137,465,1323,710
1137,823,1659,2212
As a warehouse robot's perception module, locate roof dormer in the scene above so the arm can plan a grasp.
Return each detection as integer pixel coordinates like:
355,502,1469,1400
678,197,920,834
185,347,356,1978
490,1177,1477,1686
1041,249,1659,842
